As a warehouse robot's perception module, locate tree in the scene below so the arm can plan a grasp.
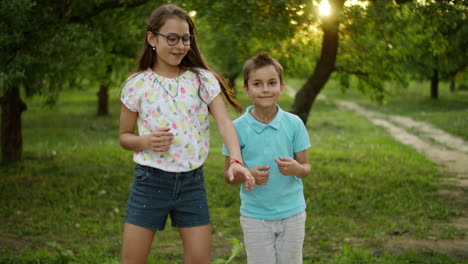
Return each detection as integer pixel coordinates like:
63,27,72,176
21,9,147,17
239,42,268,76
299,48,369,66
84,5,149,116
335,1,411,101
338,0,468,100
191,0,310,87
0,0,94,164
291,0,345,124
0,0,150,164
408,0,468,98
291,0,467,124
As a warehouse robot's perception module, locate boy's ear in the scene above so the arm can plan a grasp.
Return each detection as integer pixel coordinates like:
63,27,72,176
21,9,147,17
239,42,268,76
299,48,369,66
280,82,285,93
243,84,248,94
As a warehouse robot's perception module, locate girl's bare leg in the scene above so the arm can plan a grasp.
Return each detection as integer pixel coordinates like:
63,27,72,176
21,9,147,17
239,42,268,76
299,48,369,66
121,223,156,264
179,224,212,264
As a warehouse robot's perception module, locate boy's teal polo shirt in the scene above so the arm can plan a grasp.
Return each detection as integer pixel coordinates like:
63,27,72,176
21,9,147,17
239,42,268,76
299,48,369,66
222,105,311,220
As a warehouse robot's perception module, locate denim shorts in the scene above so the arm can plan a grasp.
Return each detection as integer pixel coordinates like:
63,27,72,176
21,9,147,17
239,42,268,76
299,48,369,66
124,164,210,231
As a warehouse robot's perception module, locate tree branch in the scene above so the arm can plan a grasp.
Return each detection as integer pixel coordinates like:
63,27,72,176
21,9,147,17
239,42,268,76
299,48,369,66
68,0,150,23
334,67,369,77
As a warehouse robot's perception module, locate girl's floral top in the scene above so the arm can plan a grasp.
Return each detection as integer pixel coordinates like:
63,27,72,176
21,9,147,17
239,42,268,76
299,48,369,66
121,68,220,172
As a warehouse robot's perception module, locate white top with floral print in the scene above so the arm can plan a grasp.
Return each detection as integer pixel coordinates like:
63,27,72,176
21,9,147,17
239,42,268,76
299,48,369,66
121,68,221,172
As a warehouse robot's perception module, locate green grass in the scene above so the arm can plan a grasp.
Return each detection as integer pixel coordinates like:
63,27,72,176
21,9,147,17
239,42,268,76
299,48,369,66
319,79,468,140
0,80,466,263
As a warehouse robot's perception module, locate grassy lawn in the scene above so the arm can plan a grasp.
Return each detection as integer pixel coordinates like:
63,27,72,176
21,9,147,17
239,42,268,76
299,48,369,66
0,79,466,263
319,79,468,141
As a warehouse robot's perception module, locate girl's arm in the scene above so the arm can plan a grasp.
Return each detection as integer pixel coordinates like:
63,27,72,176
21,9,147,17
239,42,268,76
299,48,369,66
274,150,311,179
119,104,173,152
209,95,255,190
224,157,246,184
224,157,270,185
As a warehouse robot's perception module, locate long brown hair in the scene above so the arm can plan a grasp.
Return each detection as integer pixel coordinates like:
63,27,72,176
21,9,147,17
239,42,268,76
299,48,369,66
136,4,242,112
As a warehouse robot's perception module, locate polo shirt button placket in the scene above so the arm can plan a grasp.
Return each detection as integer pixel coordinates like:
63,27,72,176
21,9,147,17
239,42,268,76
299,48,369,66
263,129,272,159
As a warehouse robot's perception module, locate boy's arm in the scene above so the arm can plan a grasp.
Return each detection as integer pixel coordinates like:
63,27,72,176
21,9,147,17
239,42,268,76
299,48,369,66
275,150,311,179
294,150,311,178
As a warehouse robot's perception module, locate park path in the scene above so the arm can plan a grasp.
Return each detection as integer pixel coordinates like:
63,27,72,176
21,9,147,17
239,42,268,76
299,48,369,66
285,86,468,257
335,100,468,258
335,100,468,181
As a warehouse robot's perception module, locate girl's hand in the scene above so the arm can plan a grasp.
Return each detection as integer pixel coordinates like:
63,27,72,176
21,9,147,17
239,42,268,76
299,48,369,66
227,162,255,191
250,166,270,185
147,128,174,152
275,157,303,176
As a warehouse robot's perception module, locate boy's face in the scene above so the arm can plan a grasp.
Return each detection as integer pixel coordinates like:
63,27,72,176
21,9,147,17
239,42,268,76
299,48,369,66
244,65,284,108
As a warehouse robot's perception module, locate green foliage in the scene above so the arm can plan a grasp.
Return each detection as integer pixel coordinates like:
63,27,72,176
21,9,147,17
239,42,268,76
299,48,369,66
334,0,467,101
76,1,165,93
395,0,468,85
2,0,466,106
325,244,462,264
0,0,95,101
338,1,410,101
0,0,159,102
212,238,244,264
48,242,77,263
191,0,314,82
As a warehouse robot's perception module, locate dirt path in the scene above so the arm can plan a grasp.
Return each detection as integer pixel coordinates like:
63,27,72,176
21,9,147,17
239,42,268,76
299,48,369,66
335,100,468,258
285,87,467,257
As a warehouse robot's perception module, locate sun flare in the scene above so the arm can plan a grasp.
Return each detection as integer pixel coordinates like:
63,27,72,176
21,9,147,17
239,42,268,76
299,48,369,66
318,0,331,16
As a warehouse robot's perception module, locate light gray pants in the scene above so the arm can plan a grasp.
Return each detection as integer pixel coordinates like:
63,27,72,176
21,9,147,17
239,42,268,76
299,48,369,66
240,211,306,264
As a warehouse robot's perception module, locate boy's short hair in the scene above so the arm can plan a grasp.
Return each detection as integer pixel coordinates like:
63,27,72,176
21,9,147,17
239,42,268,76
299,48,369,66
243,51,284,87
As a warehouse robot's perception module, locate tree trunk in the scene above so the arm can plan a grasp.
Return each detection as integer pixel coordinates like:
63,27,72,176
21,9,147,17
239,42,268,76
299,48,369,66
430,69,438,99
291,0,344,124
1,86,27,164
97,84,109,116
449,72,456,92
227,73,239,93
450,78,455,92
97,65,111,116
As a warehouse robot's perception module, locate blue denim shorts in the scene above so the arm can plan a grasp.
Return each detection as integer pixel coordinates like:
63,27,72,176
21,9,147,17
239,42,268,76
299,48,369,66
124,164,210,231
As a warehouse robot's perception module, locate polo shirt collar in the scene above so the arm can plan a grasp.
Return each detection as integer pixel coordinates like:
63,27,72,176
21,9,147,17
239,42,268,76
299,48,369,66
246,105,283,133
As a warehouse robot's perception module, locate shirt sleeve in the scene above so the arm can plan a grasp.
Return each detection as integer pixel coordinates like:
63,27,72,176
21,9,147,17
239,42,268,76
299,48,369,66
293,115,311,153
198,69,221,105
120,74,144,112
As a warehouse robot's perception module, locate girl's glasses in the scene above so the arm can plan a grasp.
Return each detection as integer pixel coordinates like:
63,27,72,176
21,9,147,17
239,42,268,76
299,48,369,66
152,31,193,46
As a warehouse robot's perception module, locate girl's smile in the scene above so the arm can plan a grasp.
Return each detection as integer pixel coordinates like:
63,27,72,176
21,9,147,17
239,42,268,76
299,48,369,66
171,52,186,59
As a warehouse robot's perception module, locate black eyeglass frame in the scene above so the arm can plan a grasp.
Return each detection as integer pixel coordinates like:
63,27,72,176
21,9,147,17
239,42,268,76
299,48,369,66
152,31,194,46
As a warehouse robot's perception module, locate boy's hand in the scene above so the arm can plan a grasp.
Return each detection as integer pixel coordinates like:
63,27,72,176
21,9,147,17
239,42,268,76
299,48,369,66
275,157,303,176
250,166,270,185
227,162,255,191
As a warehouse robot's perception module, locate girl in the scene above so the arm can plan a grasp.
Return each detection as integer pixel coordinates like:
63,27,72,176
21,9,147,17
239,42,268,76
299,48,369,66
119,4,254,264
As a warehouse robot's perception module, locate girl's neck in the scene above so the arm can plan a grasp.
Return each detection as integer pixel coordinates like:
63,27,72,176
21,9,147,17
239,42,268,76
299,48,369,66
250,105,278,124
152,63,182,78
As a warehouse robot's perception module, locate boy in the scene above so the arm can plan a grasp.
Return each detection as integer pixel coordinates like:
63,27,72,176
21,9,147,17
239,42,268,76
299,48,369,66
222,51,311,264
